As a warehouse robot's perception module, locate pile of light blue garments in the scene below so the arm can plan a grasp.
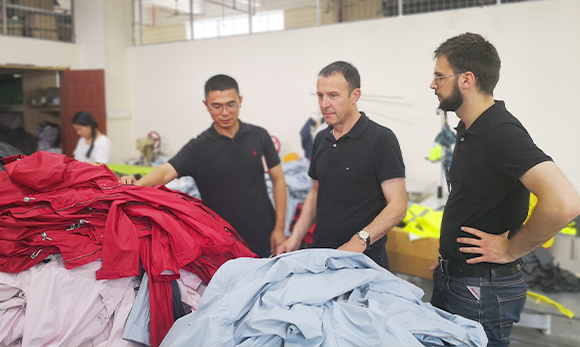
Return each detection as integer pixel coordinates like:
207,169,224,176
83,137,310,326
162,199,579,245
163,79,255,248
265,157,312,236
161,249,487,347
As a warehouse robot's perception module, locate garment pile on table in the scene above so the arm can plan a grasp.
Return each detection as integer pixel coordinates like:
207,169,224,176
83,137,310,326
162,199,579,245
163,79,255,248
0,151,256,346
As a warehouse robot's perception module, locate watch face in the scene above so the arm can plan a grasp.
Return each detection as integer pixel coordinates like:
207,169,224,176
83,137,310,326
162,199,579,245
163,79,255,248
359,230,369,240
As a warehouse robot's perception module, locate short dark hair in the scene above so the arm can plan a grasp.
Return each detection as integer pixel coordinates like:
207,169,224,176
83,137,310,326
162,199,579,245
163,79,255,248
71,111,98,158
204,74,239,99
434,33,501,95
319,61,360,95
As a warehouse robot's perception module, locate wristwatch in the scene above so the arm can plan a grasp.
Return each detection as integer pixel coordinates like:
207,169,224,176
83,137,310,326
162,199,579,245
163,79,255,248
357,230,371,250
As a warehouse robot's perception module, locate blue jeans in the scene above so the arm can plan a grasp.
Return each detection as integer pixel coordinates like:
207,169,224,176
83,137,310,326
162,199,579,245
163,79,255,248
431,263,527,347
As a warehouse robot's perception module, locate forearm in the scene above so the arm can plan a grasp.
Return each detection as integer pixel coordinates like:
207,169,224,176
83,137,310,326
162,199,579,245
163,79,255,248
509,162,580,259
508,195,580,259
137,163,177,186
272,178,287,232
363,197,407,245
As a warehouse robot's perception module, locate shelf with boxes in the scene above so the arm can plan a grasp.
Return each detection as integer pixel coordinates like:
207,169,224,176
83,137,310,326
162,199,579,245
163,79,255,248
25,12,58,40
2,0,73,42
0,17,24,36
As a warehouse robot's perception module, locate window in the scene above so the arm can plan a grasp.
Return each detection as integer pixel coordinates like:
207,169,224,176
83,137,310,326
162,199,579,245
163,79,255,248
133,0,537,46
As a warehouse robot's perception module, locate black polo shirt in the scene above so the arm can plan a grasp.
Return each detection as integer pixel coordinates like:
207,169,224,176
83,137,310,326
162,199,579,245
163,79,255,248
168,121,280,257
440,101,552,268
309,112,405,268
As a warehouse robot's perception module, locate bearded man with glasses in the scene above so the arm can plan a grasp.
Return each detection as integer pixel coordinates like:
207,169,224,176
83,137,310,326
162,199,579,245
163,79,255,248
120,75,287,258
429,33,580,347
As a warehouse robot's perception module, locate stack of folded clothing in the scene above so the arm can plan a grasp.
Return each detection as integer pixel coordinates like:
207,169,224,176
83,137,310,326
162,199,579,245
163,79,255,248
522,247,580,293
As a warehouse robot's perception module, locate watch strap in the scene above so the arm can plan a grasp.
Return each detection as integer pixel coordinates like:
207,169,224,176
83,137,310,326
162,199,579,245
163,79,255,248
357,230,371,249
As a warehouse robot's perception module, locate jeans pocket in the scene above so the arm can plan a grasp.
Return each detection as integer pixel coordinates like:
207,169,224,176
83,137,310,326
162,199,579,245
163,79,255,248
497,276,527,341
446,277,480,304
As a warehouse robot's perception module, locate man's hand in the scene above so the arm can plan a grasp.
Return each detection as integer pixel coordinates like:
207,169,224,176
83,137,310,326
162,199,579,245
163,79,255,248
276,236,301,255
337,234,367,253
270,228,287,255
429,258,440,271
119,175,138,185
458,226,515,264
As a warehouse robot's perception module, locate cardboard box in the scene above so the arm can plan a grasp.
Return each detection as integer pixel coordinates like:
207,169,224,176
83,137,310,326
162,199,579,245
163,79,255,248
8,23,23,36
385,226,439,279
26,14,57,30
11,0,53,10
0,21,24,36
30,28,58,40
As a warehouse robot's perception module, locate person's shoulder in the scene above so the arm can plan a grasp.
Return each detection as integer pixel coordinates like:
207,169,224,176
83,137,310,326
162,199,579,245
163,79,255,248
98,134,111,144
485,101,523,125
366,118,397,138
189,126,215,143
480,103,528,137
243,122,268,134
241,122,274,142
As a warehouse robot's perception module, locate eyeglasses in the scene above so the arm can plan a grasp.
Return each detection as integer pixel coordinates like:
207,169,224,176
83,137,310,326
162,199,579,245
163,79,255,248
432,72,464,85
208,103,240,113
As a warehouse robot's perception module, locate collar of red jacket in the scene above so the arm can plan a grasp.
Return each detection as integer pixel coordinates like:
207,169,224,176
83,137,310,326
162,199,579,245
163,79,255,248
3,151,118,191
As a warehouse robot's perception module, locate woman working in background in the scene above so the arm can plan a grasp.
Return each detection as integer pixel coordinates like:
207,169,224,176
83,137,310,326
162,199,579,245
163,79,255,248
71,111,111,164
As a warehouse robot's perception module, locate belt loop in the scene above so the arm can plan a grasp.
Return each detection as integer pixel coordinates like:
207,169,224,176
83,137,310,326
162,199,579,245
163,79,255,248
438,255,448,277
490,268,496,283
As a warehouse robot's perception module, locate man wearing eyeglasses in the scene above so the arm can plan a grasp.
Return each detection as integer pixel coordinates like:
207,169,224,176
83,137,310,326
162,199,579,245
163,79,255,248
429,33,580,347
276,61,407,269
120,74,287,258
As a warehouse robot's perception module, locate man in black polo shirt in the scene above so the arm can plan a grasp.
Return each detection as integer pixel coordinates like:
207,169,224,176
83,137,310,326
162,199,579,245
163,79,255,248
276,61,407,268
429,33,580,347
120,75,287,258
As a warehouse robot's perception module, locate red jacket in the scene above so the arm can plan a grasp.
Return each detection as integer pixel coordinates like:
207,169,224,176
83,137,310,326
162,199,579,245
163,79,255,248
0,151,256,347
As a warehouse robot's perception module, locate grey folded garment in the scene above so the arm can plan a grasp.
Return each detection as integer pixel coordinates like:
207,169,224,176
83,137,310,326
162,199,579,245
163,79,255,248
522,246,580,293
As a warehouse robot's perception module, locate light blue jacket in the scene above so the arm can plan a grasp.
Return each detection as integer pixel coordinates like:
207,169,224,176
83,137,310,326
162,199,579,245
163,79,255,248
161,249,487,347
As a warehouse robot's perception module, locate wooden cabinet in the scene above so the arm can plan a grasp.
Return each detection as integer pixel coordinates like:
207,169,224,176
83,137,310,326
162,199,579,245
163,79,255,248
0,66,106,157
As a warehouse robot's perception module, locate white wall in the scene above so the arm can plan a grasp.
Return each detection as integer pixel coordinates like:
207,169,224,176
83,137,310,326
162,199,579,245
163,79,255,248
126,0,580,190
74,0,134,163
75,0,106,69
0,35,80,68
102,0,134,163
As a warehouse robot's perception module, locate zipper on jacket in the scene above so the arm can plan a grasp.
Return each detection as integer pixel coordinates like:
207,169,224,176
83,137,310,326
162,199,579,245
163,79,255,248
64,248,101,263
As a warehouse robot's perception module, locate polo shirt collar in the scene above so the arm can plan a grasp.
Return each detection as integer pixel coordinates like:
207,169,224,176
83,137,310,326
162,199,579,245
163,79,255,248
207,120,250,140
455,100,504,135
326,112,369,140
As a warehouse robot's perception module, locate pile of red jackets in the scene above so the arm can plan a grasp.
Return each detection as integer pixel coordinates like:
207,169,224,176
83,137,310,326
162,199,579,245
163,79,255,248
0,151,256,346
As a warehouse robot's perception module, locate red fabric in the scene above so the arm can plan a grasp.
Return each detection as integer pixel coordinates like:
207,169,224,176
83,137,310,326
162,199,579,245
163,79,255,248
139,235,175,347
0,151,257,346
290,203,316,245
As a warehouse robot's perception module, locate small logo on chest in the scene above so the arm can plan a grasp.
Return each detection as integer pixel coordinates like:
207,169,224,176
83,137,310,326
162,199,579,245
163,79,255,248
252,150,257,156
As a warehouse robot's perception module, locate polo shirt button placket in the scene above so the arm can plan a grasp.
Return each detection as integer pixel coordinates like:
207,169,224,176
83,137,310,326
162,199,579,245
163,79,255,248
460,136,465,142
333,143,337,148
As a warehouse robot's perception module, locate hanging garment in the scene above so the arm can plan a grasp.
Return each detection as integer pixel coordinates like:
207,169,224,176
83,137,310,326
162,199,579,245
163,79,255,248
265,157,312,236
161,249,487,347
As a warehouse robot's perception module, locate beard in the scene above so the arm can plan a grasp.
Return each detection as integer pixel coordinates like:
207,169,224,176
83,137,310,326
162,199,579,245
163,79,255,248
439,79,463,112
